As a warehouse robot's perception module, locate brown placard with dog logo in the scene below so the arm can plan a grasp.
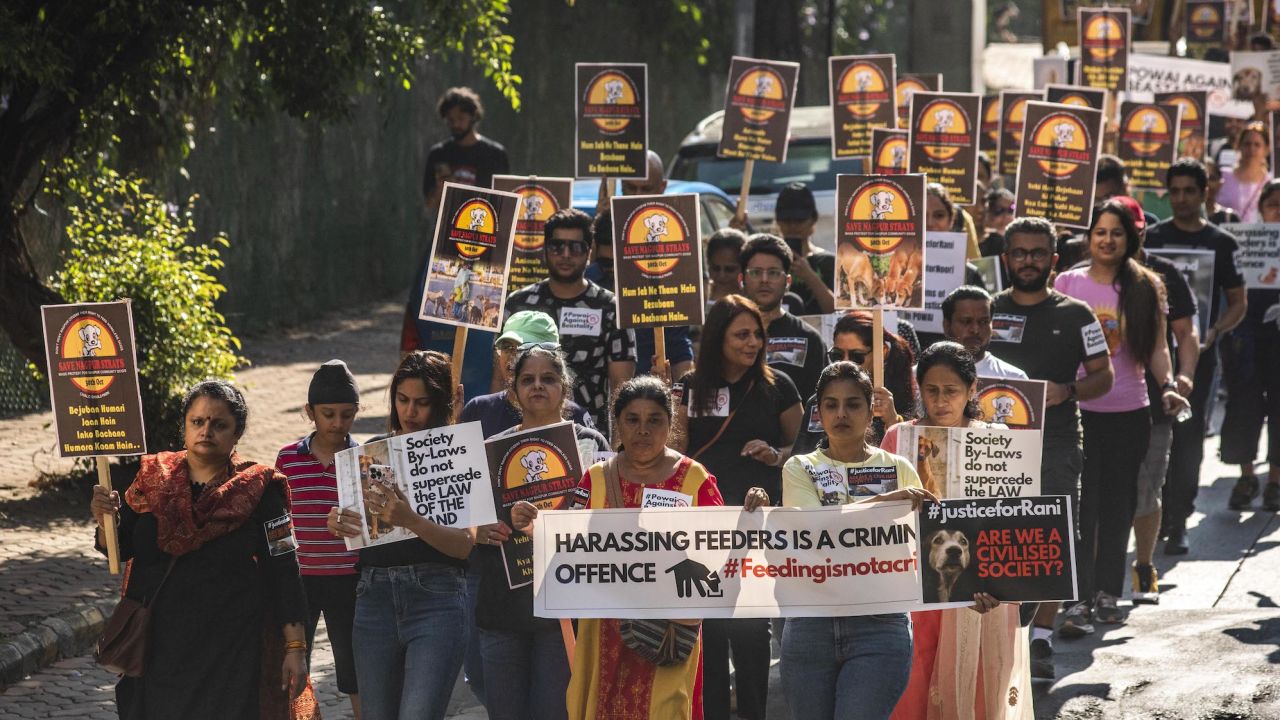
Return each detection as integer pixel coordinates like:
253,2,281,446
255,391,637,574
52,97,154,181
870,128,909,175
980,94,1000,152
829,54,897,159
492,175,573,294
575,63,648,179
717,56,801,163
907,92,982,205
1117,101,1182,193
1013,101,1105,229
1184,0,1228,60
895,73,941,128
1155,90,1208,160
1045,83,1106,111
1078,7,1131,90
834,173,927,309
611,193,704,328
419,182,520,331
975,377,1048,432
997,90,1047,178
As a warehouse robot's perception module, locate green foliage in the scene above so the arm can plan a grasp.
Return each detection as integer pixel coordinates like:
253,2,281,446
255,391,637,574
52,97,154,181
48,160,247,453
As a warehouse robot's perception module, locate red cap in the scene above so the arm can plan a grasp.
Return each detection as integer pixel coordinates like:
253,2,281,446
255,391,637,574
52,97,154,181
1111,195,1145,232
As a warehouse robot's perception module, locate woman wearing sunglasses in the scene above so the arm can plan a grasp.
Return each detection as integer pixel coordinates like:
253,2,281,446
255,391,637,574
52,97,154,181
981,187,1016,257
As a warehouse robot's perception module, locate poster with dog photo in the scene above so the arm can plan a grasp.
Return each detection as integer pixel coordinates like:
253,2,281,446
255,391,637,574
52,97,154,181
1078,7,1130,91
975,377,1047,432
895,73,940,128
899,425,1042,500
492,175,574,294
575,63,648,179
895,231,966,334
996,90,1046,178
611,193,705,328
907,91,982,205
917,496,1078,604
485,421,585,589
1013,101,1105,229
1117,101,1182,193
829,54,897,159
1230,50,1280,106
834,173,926,309
980,95,1000,152
419,182,519,331
870,128,909,174
717,56,801,163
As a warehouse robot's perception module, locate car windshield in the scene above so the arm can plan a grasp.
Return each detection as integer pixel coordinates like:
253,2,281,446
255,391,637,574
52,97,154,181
669,141,861,194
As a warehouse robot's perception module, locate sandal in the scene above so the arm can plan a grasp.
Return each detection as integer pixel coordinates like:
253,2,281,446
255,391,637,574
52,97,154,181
1229,476,1259,511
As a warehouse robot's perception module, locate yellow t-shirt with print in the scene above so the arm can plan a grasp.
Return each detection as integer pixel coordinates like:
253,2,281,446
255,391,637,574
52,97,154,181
782,446,921,509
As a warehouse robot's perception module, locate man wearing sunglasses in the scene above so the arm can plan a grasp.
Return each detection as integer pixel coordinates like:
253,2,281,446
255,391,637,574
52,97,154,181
502,208,636,432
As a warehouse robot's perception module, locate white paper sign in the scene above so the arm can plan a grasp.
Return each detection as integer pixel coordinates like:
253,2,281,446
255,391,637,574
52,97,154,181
1126,53,1254,119
896,230,967,334
898,426,1042,500
1222,223,1280,290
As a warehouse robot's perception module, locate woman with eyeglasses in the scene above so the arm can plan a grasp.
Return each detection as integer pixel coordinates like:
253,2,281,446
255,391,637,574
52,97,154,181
671,294,803,720
980,187,1016,257
1218,120,1272,223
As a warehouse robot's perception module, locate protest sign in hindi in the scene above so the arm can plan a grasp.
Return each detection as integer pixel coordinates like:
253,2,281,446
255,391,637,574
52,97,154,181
829,54,897,159
492,175,573,294
975,377,1048,432
575,63,647,179
834,173,926,309
1045,84,1106,111
1078,7,1131,90
611,193,704,328
895,231,966,334
718,56,801,163
420,182,519,331
870,128,909,174
335,421,496,550
917,496,1077,604
1126,53,1253,119
1221,223,1280,290
1014,101,1104,229
1185,0,1228,59
908,92,981,205
1117,101,1181,193
899,425,1042,500
1145,247,1216,337
895,73,941,128
980,95,1000,152
1155,90,1208,160
997,90,1046,178
41,301,146,457
485,421,585,589
533,502,933,619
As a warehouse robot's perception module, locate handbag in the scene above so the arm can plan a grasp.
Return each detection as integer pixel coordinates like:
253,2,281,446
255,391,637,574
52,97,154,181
602,457,700,666
95,556,177,677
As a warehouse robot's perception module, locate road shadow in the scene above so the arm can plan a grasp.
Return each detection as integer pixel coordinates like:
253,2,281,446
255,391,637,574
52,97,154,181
1222,616,1280,663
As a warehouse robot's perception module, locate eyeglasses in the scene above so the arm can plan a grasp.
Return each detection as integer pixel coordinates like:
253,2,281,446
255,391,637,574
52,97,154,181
827,348,870,365
547,239,589,256
518,341,561,352
743,267,787,280
1007,248,1052,262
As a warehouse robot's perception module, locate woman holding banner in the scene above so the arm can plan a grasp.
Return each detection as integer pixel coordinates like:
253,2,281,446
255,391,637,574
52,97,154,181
672,294,802,720
780,362,938,720
90,380,313,720
473,344,609,720
880,343,1014,720
326,351,473,720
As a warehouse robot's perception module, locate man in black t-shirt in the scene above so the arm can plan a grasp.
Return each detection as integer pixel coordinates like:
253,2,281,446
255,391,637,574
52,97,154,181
774,183,836,315
423,87,510,212
1144,159,1248,555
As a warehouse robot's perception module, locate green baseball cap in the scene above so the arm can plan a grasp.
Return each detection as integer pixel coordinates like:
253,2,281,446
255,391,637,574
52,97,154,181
496,310,559,348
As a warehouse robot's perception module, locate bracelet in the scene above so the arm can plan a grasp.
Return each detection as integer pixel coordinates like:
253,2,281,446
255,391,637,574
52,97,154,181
285,640,308,651
770,446,782,466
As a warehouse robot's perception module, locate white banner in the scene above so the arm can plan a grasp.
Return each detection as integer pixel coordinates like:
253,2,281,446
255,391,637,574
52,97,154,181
899,426,1042,499
1222,223,1280,290
532,502,955,619
896,231,967,334
1126,53,1254,118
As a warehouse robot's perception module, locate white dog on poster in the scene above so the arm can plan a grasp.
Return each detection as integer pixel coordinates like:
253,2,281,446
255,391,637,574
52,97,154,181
643,213,668,243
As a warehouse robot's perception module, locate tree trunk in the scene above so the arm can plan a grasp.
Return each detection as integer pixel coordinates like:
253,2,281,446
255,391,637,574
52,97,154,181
0,210,64,374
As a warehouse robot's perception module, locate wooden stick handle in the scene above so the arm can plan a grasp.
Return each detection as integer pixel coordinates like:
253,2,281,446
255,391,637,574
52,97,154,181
653,329,669,381
96,456,120,575
560,618,577,670
451,327,468,422
735,159,756,224
872,308,885,391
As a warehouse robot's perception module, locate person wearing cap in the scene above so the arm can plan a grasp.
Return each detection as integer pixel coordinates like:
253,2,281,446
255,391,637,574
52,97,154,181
774,182,835,315
276,360,363,717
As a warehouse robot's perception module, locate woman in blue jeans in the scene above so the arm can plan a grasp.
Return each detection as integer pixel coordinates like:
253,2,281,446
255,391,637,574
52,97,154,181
328,351,475,720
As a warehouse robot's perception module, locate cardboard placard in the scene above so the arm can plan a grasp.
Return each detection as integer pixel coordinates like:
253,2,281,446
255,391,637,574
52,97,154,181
896,73,942,128
1013,101,1104,229
1185,0,1228,59
610,193,705,328
1127,53,1253,119
997,90,1046,178
419,182,519,331
335,422,497,550
492,176,573,294
1145,248,1216,338
1078,7,1131,90
1220,223,1280,290
918,496,1077,604
980,95,1001,152
899,425,1043,500
485,421,586,589
1033,56,1073,89
829,54,897,159
1230,50,1280,106
1117,101,1182,193
717,56,801,163
834,173,927,309
1045,84,1107,111
895,231,967,334
907,92,982,206
870,128,909,175
1155,91,1208,160
975,377,1048,432
575,63,648,179
41,301,147,457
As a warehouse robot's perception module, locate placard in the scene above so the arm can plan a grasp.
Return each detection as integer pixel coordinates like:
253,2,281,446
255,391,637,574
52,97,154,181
532,501,937,619
492,175,573,294
917,496,1077,604
997,90,1046,178
1127,53,1253,119
980,95,1001,152
895,231,967,334
975,377,1048,431
1155,91,1208,160
485,421,585,589
870,128,909,175
1230,50,1280,105
829,54,897,159
575,63,648,179
1078,7,1131,91
41,301,147,457
1145,248,1216,338
1013,101,1104,229
335,422,497,550
1045,84,1106,111
1033,56,1071,88
896,73,941,128
1185,0,1228,59
419,182,519,331
899,425,1043,500
611,193,705,328
971,256,1004,294
908,92,982,205
1221,223,1280,290
834,173,927,309
717,56,801,163
1117,102,1182,193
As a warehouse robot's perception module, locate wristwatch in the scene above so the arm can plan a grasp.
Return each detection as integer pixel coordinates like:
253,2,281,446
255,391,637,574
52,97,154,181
1162,380,1178,392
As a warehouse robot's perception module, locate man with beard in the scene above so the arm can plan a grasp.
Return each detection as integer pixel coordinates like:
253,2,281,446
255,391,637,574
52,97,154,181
502,208,636,431
740,234,828,405
987,216,1114,681
423,87,510,212
940,285,1027,379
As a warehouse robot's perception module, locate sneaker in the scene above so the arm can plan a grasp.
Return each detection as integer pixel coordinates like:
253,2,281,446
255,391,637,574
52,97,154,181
1029,637,1054,681
1058,601,1094,638
1264,483,1280,512
1229,476,1260,510
1131,563,1159,605
1164,524,1190,556
1093,591,1124,624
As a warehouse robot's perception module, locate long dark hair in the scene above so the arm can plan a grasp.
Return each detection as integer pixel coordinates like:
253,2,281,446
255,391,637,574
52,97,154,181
1088,201,1165,363
387,351,454,434
916,342,981,421
833,311,917,417
691,295,775,415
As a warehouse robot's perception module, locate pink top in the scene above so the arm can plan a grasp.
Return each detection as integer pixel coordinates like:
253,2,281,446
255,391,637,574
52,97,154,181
1218,167,1272,223
1054,268,1150,413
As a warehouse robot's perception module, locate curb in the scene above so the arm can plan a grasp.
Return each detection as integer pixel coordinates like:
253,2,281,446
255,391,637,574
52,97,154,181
0,598,117,688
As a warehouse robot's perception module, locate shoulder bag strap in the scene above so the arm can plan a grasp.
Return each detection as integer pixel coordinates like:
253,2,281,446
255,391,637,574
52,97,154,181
144,556,179,608
689,380,755,461
602,456,625,510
